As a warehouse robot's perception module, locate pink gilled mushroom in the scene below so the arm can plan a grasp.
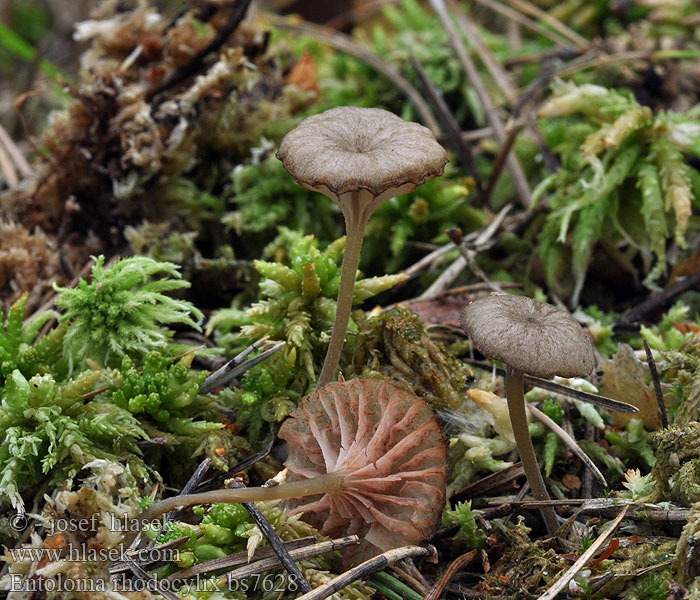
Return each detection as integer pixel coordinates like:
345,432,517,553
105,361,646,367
279,378,448,562
135,379,447,563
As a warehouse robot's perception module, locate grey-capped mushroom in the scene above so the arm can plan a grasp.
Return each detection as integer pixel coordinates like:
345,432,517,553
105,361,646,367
277,106,448,388
460,293,595,535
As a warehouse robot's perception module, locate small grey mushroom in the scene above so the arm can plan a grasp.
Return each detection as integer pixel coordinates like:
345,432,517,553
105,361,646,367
460,294,595,535
277,106,448,388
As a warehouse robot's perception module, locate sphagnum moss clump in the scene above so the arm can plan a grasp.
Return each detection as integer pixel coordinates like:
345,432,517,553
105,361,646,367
54,255,203,369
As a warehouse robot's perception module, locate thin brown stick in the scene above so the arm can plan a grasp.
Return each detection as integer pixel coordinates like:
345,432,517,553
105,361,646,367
162,537,317,580
452,463,525,502
643,339,668,428
388,566,430,597
410,56,482,187
480,119,523,205
462,359,638,413
147,0,253,101
216,536,361,587
428,0,532,208
424,550,478,600
538,508,629,600
616,267,700,326
291,546,431,600
226,479,312,593
267,15,441,135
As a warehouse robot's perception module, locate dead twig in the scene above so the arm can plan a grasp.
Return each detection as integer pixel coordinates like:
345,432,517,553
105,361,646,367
616,268,700,327
480,120,523,205
216,536,362,589
410,56,482,188
388,565,430,597
453,463,526,502
462,359,638,413
196,440,275,491
147,0,254,101
643,339,668,429
428,0,532,208
163,537,316,580
225,478,312,593
399,242,456,280
444,203,512,292
267,15,440,135
538,507,628,600
420,204,511,298
199,339,284,393
424,549,478,600
291,546,432,600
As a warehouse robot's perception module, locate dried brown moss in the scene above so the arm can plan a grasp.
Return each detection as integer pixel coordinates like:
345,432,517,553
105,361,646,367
351,306,473,410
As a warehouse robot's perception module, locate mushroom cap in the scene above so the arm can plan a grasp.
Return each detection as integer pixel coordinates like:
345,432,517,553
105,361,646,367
278,378,447,564
459,294,595,378
276,106,448,198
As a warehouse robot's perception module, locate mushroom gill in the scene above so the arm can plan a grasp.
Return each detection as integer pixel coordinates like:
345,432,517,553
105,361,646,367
132,379,447,564
279,378,448,561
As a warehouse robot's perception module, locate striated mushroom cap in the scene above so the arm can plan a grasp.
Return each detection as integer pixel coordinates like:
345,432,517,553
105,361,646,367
278,378,447,563
459,294,595,378
276,106,448,201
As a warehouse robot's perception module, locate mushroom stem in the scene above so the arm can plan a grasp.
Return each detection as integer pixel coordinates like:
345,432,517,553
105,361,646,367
136,472,346,527
317,195,369,388
504,367,559,535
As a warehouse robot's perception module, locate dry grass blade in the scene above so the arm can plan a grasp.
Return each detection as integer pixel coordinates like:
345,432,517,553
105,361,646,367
0,123,31,177
226,478,312,593
199,338,283,394
528,404,606,486
445,4,559,175
445,0,517,105
214,536,361,588
266,14,440,135
502,0,588,49
291,546,432,600
480,119,523,205
400,242,456,279
537,507,628,600
428,0,532,208
643,338,669,429
420,255,468,299
164,536,317,580
462,359,638,413
469,0,574,48
0,141,18,185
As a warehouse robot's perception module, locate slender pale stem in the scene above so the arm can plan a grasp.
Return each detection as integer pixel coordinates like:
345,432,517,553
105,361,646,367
316,196,368,388
137,473,345,527
504,368,559,535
